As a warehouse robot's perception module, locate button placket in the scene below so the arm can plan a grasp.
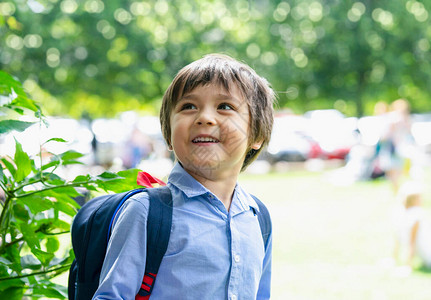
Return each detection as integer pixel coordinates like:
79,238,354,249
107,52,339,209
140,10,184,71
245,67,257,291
227,216,241,299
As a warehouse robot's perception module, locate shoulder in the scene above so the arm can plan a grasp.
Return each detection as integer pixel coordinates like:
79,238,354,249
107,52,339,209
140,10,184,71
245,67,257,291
112,191,151,228
241,187,270,214
122,190,151,213
253,195,272,227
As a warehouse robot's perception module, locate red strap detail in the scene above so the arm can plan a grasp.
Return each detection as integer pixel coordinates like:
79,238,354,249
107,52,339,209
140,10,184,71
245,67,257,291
136,273,158,299
143,275,154,286
137,172,166,188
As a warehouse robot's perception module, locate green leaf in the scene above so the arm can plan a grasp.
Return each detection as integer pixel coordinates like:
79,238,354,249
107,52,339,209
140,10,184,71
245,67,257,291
60,150,83,161
43,187,81,203
1,157,16,179
0,120,34,135
53,201,78,217
41,151,84,170
49,252,74,268
96,168,142,193
45,237,60,253
20,255,42,270
4,244,21,274
97,171,120,180
11,107,24,115
62,160,84,167
14,139,31,182
0,71,23,95
0,263,9,278
45,178,66,186
0,287,25,299
0,71,40,114
0,257,12,266
20,188,79,217
72,174,91,183
41,172,64,184
84,184,98,191
12,203,30,222
0,164,4,182
35,218,71,234
19,223,40,250
20,195,54,215
0,277,25,292
10,93,40,113
117,168,141,181
30,282,67,298
30,248,54,267
41,157,60,171
43,137,68,144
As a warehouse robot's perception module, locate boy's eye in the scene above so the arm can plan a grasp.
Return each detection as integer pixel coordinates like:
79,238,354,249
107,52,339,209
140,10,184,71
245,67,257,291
218,103,234,110
180,103,196,110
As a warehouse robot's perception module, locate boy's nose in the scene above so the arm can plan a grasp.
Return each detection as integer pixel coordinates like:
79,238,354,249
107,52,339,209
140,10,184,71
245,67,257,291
195,110,216,125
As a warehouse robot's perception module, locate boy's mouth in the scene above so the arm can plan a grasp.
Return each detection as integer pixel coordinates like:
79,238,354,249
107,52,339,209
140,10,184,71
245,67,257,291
192,136,220,143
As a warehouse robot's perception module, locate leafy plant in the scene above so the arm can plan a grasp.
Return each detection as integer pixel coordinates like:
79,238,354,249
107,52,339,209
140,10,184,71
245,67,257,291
0,71,143,298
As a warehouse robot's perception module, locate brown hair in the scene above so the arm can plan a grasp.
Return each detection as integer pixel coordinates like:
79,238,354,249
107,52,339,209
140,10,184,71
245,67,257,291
160,53,275,171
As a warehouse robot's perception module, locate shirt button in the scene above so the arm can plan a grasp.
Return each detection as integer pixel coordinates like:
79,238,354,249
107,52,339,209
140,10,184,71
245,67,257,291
230,295,237,300
234,254,241,263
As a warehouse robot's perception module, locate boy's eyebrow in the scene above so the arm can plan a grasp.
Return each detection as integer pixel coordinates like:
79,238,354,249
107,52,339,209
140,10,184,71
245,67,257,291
179,92,240,102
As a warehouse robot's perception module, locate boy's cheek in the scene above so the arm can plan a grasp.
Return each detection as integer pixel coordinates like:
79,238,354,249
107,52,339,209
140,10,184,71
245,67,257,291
219,119,248,139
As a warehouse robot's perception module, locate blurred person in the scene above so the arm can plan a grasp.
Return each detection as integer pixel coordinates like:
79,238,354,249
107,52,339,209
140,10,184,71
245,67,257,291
373,100,389,117
373,99,413,193
122,126,153,168
393,181,431,269
331,101,389,184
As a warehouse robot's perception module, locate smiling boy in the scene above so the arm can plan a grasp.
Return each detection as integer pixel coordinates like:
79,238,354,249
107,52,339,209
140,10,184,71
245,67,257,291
93,54,275,299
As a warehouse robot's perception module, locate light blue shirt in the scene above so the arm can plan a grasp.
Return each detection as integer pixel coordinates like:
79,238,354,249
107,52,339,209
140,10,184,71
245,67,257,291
93,163,272,299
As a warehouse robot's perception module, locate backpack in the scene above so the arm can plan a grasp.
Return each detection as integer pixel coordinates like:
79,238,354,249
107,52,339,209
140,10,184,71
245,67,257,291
68,186,271,300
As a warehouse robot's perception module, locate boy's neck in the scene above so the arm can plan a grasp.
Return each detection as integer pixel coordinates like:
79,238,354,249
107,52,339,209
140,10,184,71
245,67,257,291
185,167,238,211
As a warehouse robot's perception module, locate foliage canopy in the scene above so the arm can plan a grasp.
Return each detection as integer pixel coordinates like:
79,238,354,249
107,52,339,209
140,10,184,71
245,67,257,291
1,0,431,117
0,70,145,299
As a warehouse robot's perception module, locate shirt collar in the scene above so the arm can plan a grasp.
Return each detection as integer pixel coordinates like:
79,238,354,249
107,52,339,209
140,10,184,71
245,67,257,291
233,184,260,214
168,162,260,213
168,162,211,198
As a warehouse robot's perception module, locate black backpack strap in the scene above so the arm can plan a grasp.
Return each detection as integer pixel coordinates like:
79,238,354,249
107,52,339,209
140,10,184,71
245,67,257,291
250,195,272,251
107,189,147,242
70,188,145,300
137,186,173,297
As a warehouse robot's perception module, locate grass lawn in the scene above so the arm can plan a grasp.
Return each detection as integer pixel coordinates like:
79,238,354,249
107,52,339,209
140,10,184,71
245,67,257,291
55,163,431,299
239,165,431,300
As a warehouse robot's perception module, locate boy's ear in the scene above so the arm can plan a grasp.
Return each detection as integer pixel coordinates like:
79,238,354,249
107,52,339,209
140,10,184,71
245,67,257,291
250,140,263,150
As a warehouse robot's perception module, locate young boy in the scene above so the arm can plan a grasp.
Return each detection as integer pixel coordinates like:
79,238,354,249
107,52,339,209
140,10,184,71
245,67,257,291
93,54,275,299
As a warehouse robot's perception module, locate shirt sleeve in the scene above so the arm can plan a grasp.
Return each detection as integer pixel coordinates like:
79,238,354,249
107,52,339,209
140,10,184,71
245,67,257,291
92,193,150,300
256,232,272,300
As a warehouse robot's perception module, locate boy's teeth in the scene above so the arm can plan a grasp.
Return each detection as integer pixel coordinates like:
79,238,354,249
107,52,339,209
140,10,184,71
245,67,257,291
193,137,218,143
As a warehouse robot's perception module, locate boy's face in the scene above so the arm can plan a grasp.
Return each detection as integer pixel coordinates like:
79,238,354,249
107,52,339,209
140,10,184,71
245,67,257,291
169,83,262,179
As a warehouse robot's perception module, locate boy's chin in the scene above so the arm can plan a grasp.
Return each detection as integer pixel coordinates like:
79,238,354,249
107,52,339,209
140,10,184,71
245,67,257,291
180,159,223,175
183,160,221,172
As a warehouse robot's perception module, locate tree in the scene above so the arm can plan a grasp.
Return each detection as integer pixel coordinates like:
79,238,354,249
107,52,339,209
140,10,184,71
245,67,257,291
1,0,431,117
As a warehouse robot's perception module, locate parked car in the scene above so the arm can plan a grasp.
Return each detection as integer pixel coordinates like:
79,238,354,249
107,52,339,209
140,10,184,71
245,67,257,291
265,115,322,163
303,109,358,160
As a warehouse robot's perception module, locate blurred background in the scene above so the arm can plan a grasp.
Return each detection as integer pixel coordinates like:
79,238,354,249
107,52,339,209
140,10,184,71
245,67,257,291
1,0,431,298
